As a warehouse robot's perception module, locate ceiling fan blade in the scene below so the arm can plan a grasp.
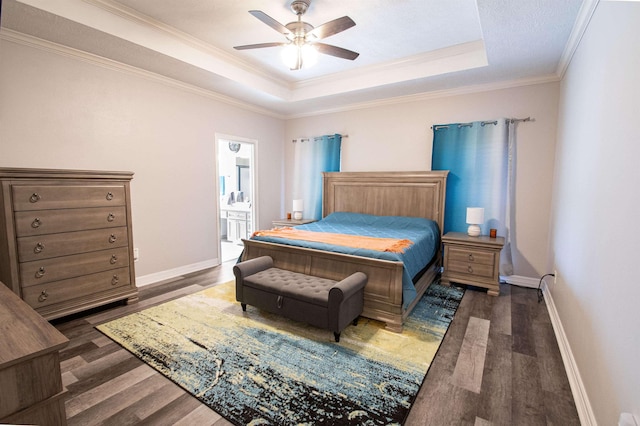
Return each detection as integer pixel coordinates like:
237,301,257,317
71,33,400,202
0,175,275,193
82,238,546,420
234,42,286,51
315,43,359,60
249,10,291,36
308,16,355,40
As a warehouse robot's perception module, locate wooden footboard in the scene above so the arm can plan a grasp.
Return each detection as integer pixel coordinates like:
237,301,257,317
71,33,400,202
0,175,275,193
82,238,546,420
241,238,439,332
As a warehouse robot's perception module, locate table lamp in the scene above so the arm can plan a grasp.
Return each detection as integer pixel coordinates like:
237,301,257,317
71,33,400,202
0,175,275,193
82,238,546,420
466,207,484,237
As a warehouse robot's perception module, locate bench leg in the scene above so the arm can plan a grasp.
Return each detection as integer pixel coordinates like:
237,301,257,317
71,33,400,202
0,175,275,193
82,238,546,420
352,317,359,326
334,332,341,342
241,303,247,312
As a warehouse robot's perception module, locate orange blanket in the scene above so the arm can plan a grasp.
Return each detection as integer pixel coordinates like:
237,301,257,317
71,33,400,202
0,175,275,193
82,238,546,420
252,227,413,254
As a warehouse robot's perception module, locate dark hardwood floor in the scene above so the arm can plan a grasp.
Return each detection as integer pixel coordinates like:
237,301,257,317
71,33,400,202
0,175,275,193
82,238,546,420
53,261,580,425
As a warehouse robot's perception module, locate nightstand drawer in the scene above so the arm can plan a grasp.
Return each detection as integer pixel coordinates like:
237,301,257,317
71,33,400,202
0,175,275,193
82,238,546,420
448,260,495,279
448,247,495,265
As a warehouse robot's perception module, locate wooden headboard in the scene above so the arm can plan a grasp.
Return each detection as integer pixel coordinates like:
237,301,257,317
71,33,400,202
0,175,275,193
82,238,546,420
322,171,449,235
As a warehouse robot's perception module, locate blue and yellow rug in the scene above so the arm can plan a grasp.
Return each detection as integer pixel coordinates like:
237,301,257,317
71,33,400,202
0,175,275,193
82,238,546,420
97,281,464,425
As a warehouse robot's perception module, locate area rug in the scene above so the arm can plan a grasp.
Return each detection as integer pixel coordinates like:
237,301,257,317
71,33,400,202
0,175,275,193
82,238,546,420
97,280,464,425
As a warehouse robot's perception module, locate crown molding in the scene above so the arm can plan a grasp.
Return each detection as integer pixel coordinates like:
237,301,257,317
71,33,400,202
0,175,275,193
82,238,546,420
556,0,600,78
289,40,488,102
285,74,561,119
0,28,286,119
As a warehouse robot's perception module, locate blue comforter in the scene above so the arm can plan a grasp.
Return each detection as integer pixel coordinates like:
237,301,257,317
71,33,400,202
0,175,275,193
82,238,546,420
250,212,440,308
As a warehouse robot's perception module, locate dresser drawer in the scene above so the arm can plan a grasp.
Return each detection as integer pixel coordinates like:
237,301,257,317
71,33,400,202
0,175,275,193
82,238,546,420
14,206,127,237
22,267,131,309
12,184,126,211
447,260,495,279
448,247,495,265
20,247,130,287
17,227,128,262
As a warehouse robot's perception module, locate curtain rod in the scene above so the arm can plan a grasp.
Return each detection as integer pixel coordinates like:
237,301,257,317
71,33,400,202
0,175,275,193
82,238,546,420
292,134,348,143
508,116,532,124
432,121,497,130
431,117,533,130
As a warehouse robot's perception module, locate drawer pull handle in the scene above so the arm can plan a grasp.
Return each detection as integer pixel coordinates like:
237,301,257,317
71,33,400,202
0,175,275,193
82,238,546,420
38,290,48,302
35,267,46,278
110,255,118,264
34,242,45,253
29,193,41,203
106,192,114,201
107,213,115,222
468,266,474,273
32,217,42,228
111,275,119,285
468,254,474,261
109,234,117,243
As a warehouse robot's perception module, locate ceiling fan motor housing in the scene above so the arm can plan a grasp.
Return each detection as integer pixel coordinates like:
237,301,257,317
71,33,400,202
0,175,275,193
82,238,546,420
291,0,311,16
285,21,314,43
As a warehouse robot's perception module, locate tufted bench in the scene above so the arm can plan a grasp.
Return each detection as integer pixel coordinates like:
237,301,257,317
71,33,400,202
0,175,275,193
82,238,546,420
233,256,367,342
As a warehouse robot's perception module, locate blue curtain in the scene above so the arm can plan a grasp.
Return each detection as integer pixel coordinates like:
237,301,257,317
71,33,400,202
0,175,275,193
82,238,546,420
293,134,342,220
432,120,513,274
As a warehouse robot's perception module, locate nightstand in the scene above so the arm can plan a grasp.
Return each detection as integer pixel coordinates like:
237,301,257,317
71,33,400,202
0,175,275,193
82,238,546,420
441,232,505,296
272,218,316,228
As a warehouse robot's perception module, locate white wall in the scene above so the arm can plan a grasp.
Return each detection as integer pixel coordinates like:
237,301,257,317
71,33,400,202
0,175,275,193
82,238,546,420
0,39,285,279
285,82,560,280
550,1,640,424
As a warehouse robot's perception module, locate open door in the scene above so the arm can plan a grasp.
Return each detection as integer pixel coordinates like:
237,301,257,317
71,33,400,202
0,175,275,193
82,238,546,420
216,136,256,263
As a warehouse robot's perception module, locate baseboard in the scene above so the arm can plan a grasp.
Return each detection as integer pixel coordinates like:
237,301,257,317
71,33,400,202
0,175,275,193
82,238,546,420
501,274,539,288
136,258,220,287
541,281,597,426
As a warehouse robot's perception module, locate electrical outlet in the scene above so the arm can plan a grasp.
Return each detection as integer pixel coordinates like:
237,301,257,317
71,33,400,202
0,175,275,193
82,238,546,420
134,248,139,261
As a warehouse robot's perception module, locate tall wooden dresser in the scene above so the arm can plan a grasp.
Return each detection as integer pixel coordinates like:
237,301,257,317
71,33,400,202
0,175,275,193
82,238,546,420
0,168,138,320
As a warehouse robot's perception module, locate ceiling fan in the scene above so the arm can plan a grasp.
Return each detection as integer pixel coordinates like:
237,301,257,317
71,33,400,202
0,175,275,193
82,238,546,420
234,0,359,70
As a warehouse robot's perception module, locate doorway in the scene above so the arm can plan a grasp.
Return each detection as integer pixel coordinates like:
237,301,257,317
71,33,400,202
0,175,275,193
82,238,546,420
216,135,256,263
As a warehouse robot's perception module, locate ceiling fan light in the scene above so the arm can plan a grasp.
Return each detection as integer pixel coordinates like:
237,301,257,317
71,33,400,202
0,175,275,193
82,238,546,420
281,43,301,69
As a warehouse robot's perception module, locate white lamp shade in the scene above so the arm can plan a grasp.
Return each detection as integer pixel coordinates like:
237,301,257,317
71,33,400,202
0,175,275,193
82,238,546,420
292,199,304,220
466,207,484,237
466,207,484,225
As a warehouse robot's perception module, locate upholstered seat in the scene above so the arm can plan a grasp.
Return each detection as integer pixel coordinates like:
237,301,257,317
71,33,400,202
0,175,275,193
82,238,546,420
233,256,367,342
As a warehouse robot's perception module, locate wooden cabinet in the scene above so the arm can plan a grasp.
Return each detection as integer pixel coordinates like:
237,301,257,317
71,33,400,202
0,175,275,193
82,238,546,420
440,232,505,296
0,282,69,425
0,168,138,320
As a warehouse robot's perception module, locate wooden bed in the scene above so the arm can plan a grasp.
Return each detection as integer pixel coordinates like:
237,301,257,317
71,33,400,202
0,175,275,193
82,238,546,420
240,171,449,332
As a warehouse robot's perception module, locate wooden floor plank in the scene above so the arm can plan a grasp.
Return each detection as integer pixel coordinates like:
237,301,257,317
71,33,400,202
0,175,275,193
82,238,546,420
490,283,512,336
136,392,203,425
172,404,223,426
512,352,546,424
451,316,491,393
477,332,513,425
89,380,186,426
66,374,169,426
65,364,156,418
511,301,537,356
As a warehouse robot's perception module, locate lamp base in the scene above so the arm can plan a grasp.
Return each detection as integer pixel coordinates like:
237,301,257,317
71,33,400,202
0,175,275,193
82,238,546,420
293,211,302,220
467,224,481,237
